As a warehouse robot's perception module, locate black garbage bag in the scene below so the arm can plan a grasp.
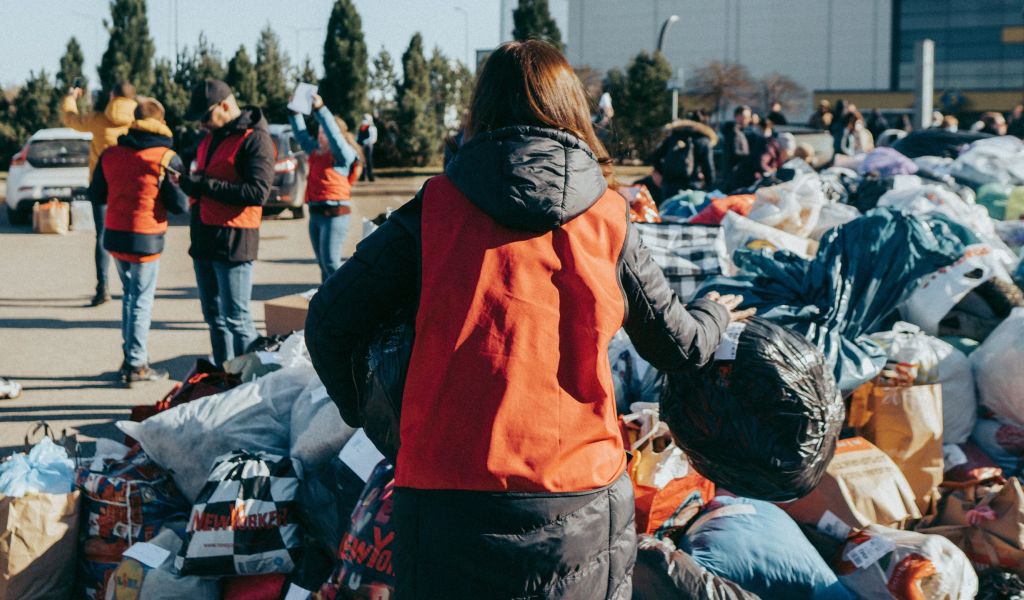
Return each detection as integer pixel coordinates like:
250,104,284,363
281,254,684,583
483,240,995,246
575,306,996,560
298,455,368,557
352,315,415,462
892,129,992,159
977,569,1024,600
699,209,967,392
660,317,844,502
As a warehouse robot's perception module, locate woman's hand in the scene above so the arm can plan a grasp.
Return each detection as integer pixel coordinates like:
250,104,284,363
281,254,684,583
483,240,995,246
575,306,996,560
312,94,324,110
704,291,756,322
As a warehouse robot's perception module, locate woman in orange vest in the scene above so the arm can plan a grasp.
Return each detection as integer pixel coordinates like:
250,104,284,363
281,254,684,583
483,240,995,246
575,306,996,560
288,94,363,283
307,41,752,598
88,98,188,385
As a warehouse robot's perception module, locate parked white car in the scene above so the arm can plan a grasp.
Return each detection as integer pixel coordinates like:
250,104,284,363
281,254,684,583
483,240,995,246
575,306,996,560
5,128,92,225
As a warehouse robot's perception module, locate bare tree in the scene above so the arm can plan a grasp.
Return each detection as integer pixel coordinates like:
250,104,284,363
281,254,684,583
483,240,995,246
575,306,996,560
757,73,808,115
685,61,755,123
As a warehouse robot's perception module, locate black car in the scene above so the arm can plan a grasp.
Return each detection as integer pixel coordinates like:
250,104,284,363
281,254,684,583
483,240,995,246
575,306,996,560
264,124,308,219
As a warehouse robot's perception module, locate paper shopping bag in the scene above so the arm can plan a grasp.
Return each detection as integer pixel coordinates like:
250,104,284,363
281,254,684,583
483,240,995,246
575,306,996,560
0,490,80,599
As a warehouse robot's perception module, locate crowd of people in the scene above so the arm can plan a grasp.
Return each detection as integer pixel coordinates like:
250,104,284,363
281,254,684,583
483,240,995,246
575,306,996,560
636,95,1024,204
59,78,365,384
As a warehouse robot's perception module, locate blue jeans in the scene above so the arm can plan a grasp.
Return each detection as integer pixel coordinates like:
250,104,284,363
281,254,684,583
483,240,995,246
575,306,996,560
309,212,350,283
114,259,160,368
93,203,111,292
193,259,258,366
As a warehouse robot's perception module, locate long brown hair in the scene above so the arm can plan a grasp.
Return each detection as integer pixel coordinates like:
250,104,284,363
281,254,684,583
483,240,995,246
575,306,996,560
465,40,613,181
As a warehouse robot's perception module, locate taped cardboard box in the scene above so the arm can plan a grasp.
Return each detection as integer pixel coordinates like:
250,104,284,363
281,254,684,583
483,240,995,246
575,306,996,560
780,437,921,537
264,289,316,336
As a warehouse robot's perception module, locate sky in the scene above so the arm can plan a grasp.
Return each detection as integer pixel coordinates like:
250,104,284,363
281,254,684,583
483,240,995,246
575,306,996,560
0,0,568,89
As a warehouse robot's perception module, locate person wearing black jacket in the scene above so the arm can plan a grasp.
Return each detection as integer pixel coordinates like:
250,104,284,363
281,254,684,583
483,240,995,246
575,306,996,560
649,116,718,199
178,80,274,365
305,41,751,599
721,105,752,191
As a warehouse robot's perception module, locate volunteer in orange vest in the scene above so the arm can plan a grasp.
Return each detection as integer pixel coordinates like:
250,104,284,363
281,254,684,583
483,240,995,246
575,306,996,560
62,81,138,307
88,98,187,384
288,93,364,282
306,41,754,598
178,80,275,366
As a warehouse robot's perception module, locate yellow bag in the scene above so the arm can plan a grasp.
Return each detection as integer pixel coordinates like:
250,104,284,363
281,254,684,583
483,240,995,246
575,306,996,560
32,199,70,234
0,490,80,599
850,382,944,515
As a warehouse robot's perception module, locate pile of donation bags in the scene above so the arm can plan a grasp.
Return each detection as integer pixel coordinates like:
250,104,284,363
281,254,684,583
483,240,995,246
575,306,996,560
0,136,1022,599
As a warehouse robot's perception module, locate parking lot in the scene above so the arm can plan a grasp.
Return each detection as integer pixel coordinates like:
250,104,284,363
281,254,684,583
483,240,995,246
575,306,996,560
0,176,425,451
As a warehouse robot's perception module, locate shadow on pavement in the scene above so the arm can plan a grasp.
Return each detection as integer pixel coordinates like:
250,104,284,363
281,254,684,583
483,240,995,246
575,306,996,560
0,318,208,331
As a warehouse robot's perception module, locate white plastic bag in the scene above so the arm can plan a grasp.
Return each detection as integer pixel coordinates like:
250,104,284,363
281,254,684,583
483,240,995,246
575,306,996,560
747,174,825,238
70,199,94,231
290,378,356,471
810,203,861,240
971,307,1024,427
899,245,1011,335
950,136,1024,186
868,323,976,444
117,363,316,501
0,437,76,497
836,524,977,600
721,211,815,264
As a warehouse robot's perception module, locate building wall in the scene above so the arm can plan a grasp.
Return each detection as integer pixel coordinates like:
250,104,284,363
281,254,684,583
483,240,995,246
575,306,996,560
566,0,893,114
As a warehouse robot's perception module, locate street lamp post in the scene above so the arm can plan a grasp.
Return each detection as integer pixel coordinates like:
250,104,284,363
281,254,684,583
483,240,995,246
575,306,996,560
657,15,682,120
293,26,321,68
454,7,470,67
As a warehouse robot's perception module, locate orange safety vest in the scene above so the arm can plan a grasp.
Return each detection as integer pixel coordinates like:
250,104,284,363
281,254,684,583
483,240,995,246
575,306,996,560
103,145,174,263
305,150,352,205
395,175,629,493
192,130,262,228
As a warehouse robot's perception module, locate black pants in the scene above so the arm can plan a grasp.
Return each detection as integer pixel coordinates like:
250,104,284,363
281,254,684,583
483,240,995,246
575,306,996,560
92,203,110,292
361,143,375,181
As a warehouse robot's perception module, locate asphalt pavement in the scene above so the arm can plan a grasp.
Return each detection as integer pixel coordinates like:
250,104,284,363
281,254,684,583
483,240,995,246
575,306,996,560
0,177,425,452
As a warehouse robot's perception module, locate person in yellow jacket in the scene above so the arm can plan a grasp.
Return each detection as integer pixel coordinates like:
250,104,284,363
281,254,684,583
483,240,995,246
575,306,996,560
61,82,138,306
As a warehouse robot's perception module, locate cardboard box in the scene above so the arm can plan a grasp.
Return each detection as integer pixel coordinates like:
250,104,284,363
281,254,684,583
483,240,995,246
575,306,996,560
780,437,921,538
264,291,315,336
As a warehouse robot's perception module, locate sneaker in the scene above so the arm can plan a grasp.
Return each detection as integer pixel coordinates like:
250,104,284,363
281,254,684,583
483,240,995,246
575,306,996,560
0,377,21,400
125,365,169,384
90,288,111,307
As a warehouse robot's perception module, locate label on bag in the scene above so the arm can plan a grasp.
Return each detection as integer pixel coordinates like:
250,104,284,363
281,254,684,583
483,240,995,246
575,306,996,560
339,429,386,482
122,542,171,568
284,584,312,600
256,351,280,365
817,510,852,541
847,535,896,569
943,444,969,469
714,323,747,361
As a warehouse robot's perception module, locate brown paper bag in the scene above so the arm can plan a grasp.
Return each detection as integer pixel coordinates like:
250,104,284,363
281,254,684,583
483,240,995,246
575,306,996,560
851,383,944,514
31,200,70,234
781,436,921,533
0,490,80,599
917,477,1024,574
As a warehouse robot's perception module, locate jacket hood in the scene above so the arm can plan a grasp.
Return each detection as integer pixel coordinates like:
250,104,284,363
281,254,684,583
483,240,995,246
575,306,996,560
216,107,269,137
118,118,174,150
666,119,719,147
104,96,137,128
444,126,608,233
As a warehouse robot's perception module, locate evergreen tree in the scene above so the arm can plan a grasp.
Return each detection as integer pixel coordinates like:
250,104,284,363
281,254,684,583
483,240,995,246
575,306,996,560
396,33,437,166
255,25,291,123
191,33,226,82
294,57,318,88
368,47,398,116
152,58,188,129
0,90,23,169
13,71,59,135
226,45,262,107
512,0,563,51
57,37,86,90
320,0,369,126
97,0,156,102
603,51,671,159
428,48,452,130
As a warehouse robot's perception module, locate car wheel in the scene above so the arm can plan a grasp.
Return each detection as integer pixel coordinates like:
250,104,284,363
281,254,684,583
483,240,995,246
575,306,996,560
290,205,306,220
6,205,29,226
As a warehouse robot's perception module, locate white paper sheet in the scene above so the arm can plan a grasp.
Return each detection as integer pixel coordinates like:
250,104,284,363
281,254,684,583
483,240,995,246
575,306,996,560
287,83,318,115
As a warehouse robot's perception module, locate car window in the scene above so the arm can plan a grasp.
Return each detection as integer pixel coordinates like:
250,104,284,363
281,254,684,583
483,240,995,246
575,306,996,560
28,139,90,168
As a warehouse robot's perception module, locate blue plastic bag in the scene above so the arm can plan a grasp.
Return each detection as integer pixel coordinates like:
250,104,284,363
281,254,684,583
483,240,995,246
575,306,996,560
0,437,76,497
699,209,967,392
680,495,853,599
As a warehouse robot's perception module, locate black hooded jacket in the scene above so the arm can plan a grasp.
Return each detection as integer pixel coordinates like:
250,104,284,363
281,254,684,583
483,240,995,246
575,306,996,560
307,125,729,432
179,107,275,263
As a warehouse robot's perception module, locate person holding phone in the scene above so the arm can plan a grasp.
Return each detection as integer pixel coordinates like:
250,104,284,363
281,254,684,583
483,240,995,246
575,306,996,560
62,81,138,306
288,94,363,282
88,98,187,384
